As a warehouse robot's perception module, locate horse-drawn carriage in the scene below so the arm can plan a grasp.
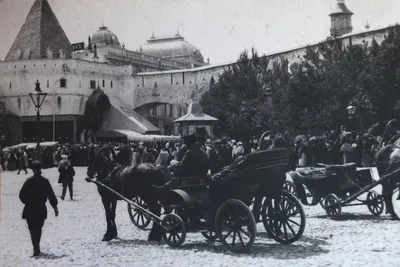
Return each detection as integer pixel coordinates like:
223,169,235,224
86,131,306,253
285,163,386,218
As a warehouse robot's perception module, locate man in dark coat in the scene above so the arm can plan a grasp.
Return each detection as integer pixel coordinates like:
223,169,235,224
19,161,59,257
175,134,208,177
58,155,76,200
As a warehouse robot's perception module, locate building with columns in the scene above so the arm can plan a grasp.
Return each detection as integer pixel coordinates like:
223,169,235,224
0,0,398,145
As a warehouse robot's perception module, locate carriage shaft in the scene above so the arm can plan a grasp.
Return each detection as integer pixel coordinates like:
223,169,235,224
340,178,385,205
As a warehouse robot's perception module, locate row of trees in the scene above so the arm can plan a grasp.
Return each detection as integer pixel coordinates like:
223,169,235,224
200,25,400,141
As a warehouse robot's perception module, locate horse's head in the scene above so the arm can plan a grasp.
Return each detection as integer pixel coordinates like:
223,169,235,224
270,132,288,149
87,146,116,179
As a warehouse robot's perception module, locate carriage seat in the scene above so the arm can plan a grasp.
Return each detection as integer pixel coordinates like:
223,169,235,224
315,162,357,174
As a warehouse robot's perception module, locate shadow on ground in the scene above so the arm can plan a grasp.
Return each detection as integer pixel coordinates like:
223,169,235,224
107,235,329,259
106,238,160,247
35,252,67,260
312,212,390,222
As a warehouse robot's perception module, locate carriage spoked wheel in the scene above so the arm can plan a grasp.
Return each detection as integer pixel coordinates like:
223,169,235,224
127,196,151,229
215,199,257,253
261,190,306,244
283,181,297,196
366,191,384,216
161,213,186,248
324,193,341,219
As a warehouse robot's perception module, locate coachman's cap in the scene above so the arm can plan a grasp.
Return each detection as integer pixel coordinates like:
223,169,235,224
31,160,42,170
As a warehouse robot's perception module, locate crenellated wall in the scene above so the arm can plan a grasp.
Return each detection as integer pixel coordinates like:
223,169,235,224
0,59,133,117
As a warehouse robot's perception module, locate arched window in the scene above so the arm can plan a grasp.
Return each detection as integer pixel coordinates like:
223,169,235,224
210,76,215,89
57,96,62,110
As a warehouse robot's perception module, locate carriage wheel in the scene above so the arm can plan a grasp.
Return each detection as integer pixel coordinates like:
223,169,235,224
319,198,327,210
283,181,297,196
201,229,219,242
324,193,341,219
262,191,306,244
161,213,186,248
215,199,256,253
127,196,151,229
367,191,384,216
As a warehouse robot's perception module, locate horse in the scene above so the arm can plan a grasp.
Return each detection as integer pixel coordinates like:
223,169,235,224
86,145,166,241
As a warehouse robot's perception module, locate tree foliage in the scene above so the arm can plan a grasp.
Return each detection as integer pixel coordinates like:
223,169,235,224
201,25,400,138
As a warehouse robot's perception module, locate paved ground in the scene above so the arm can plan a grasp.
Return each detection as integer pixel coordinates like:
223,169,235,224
1,167,400,267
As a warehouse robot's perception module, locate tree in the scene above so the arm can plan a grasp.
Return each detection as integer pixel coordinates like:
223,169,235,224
200,48,289,140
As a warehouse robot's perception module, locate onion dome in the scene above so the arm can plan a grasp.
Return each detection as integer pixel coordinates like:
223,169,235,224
92,26,121,47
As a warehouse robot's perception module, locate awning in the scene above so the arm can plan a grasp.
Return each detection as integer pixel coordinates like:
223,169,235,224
96,130,180,142
3,142,59,151
99,96,160,134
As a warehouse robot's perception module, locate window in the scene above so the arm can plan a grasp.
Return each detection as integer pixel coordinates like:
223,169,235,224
171,74,173,85
110,81,113,88
47,80,49,87
60,78,66,88
151,108,156,116
163,104,168,116
182,73,185,84
102,80,105,87
57,96,62,109
18,98,21,111
169,104,173,117
9,82,11,89
90,80,96,89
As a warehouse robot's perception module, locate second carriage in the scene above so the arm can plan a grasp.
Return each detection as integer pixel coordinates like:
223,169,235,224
284,162,386,218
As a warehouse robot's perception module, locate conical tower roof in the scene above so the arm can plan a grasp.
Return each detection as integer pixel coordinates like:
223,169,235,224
174,102,218,122
5,0,72,61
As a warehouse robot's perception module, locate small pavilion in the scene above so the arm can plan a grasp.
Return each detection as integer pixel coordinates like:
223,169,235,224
174,102,218,140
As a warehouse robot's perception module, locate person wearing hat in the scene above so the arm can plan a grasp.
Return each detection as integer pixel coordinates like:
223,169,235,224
58,155,76,200
19,161,58,257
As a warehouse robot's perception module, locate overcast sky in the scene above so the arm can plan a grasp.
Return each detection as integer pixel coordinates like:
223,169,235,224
0,0,399,64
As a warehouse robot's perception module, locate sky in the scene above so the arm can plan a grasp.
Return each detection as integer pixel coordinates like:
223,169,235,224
0,0,399,64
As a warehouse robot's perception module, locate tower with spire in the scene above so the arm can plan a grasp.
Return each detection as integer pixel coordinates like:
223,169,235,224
329,0,353,37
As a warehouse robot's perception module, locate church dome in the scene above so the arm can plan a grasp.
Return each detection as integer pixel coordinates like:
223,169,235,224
92,26,121,47
141,33,204,62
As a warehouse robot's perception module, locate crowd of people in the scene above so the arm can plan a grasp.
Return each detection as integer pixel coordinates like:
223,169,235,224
0,124,386,176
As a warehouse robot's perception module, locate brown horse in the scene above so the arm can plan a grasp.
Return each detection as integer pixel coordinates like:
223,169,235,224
87,146,165,241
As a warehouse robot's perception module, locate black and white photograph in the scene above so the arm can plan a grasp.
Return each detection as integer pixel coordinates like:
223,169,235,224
1,0,400,266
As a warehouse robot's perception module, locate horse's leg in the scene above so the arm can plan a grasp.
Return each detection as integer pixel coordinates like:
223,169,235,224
146,197,162,242
382,179,399,220
110,199,118,238
101,194,113,241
